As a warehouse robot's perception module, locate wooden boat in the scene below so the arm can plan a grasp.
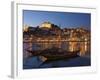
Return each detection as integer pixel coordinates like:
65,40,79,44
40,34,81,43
38,47,80,61
26,47,80,61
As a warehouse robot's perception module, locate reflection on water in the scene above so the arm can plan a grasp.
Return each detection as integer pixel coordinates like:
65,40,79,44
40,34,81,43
23,41,91,69
23,41,90,58
23,39,90,69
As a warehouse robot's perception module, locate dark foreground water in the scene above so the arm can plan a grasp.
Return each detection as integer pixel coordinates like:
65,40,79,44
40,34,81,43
23,55,90,69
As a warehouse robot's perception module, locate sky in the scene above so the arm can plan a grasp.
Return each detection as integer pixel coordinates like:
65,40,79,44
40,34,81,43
23,10,91,29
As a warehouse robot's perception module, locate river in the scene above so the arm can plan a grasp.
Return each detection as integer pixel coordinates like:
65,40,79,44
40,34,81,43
23,41,91,69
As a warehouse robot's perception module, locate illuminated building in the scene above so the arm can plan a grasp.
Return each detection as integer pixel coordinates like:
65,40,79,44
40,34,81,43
40,22,52,29
23,25,28,32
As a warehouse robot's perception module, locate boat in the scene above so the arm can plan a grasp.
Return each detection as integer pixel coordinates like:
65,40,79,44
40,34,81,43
26,47,80,61
38,47,80,61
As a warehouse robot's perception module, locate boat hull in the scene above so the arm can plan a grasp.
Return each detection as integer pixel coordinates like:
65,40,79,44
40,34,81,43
27,47,80,61
40,52,79,61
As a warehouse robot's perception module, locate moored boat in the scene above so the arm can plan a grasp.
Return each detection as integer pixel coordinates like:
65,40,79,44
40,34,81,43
26,47,80,61
39,47,80,61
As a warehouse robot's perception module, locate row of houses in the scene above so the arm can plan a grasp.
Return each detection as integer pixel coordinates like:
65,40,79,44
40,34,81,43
23,22,90,41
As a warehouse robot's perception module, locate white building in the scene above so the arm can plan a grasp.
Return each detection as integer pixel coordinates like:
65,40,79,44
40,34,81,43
40,22,52,29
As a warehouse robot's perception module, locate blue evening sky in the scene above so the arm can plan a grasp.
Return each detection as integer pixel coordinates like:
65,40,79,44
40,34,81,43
23,10,91,29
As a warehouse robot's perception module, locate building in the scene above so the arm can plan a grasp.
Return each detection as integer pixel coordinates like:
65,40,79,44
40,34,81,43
23,25,29,32
40,22,52,30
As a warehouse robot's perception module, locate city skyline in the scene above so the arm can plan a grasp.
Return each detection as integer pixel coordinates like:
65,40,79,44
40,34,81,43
23,10,91,29
23,10,91,69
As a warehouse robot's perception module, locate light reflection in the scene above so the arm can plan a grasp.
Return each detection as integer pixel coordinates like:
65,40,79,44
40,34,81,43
23,38,90,58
